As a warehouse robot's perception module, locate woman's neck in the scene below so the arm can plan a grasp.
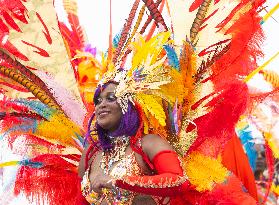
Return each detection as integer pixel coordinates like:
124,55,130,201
107,135,129,148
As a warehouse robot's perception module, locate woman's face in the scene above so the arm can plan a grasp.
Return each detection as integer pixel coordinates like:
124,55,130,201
95,83,122,132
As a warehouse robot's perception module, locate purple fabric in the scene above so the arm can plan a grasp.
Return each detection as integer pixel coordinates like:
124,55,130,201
86,83,140,150
84,44,97,56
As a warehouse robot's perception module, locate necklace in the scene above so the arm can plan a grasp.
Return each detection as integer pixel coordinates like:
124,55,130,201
100,136,130,174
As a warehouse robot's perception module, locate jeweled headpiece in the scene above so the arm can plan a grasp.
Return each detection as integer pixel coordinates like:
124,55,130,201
97,32,185,128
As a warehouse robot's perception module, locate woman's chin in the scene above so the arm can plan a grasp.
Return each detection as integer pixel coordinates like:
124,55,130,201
98,122,110,130
98,121,116,132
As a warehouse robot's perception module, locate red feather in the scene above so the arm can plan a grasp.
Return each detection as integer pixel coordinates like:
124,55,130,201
189,82,249,157
113,0,140,64
189,0,204,12
14,154,85,205
142,0,168,31
207,2,264,90
139,0,162,34
58,22,80,79
0,81,29,92
261,142,275,204
0,0,28,24
67,13,86,50
58,22,80,57
0,50,60,107
0,18,9,33
2,11,22,32
0,40,29,61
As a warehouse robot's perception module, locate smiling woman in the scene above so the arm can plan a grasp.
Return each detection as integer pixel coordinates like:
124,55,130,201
78,78,258,205
0,0,276,204
79,82,178,205
94,83,123,132
73,0,270,203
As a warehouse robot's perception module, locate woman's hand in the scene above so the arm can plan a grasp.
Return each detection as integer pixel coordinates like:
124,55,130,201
90,172,114,193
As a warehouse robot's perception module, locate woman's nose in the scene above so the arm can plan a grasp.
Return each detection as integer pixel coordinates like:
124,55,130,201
98,98,108,108
257,151,265,159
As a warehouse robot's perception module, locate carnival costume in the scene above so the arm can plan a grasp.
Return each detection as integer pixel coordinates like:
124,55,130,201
0,0,277,204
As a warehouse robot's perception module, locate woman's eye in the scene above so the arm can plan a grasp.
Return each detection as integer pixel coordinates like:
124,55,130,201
94,97,102,105
107,94,117,102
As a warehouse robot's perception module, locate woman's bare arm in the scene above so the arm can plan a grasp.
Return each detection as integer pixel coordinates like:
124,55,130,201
78,145,90,178
141,134,174,161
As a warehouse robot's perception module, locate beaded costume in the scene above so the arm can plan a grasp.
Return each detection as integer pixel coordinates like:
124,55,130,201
0,0,279,205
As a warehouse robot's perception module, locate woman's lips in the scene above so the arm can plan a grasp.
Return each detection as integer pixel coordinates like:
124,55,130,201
98,111,110,117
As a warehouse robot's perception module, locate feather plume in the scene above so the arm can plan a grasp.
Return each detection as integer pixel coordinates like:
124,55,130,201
163,45,180,70
190,0,212,44
139,0,162,34
142,0,168,31
236,125,257,171
1,0,87,126
67,14,86,49
0,50,60,106
136,93,166,126
0,66,60,110
260,70,279,88
261,141,275,204
179,42,198,118
113,31,122,48
183,151,229,192
155,68,186,104
14,154,84,205
119,4,146,63
113,0,140,64
130,32,170,71
0,98,83,205
63,0,85,50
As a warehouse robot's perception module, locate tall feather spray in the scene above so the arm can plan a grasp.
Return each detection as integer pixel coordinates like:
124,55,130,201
113,0,140,64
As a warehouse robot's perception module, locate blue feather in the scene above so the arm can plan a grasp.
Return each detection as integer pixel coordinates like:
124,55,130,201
15,99,55,119
20,159,43,168
1,119,38,140
113,30,122,48
237,126,257,171
167,104,176,134
163,45,180,71
133,67,147,81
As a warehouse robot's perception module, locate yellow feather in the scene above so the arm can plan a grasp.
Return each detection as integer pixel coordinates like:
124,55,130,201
183,152,229,192
63,0,78,15
161,68,186,103
179,42,198,116
261,70,279,88
0,161,19,168
136,94,166,126
130,32,171,74
36,112,82,148
271,183,279,195
264,132,279,159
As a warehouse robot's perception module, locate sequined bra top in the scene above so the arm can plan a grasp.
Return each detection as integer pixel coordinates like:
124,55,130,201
81,151,143,205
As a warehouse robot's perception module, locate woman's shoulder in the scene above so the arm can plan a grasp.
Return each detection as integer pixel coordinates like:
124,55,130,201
142,133,161,140
141,134,171,148
141,134,173,161
78,144,102,177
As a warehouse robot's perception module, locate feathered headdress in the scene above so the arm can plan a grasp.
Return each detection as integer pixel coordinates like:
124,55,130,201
0,0,277,204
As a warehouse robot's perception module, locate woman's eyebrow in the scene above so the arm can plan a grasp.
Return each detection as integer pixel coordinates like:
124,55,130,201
106,92,115,95
99,91,114,98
